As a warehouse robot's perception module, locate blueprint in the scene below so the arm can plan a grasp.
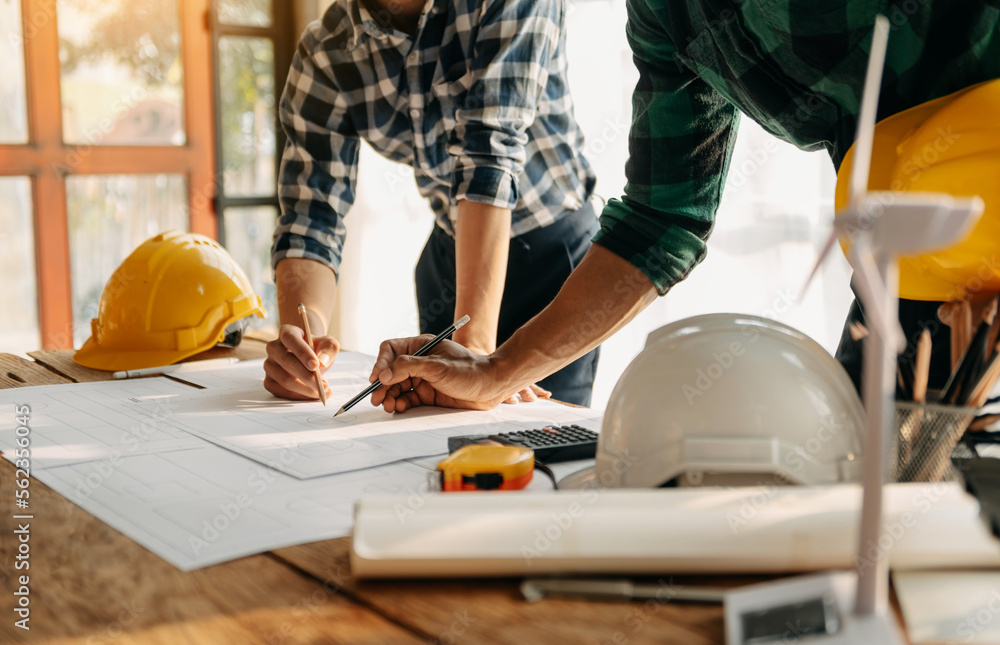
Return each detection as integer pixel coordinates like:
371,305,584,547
1,350,602,570
26,443,430,570
140,384,603,478
0,378,205,469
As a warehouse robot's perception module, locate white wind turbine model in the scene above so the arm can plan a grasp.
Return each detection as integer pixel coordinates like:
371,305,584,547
724,15,984,644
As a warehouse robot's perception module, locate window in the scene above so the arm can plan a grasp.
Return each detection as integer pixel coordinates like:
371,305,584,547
211,0,294,336
0,0,295,351
0,0,215,350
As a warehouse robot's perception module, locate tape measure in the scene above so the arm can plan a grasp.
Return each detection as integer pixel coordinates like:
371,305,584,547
436,444,534,492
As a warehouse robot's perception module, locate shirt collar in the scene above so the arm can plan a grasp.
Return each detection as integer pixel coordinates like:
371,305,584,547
343,0,439,51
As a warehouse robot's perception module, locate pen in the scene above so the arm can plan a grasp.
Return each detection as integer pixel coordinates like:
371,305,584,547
335,314,470,417
298,303,327,406
520,578,726,604
113,357,239,379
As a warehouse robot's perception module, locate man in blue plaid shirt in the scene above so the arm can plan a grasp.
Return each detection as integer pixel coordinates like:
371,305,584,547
264,0,601,405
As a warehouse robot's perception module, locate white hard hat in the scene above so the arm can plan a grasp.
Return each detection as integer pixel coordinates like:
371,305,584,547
566,314,865,490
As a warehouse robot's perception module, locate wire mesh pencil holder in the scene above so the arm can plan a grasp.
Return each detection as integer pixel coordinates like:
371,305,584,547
892,400,977,483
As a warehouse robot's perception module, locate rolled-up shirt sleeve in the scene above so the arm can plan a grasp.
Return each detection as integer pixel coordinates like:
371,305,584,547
449,0,562,210
593,0,740,295
272,27,360,279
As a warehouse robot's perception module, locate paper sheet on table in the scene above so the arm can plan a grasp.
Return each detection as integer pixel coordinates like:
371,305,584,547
138,379,603,478
893,571,1000,643
167,352,373,392
20,442,430,571
0,378,206,468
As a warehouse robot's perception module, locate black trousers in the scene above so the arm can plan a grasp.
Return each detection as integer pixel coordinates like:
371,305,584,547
414,203,601,406
835,294,954,394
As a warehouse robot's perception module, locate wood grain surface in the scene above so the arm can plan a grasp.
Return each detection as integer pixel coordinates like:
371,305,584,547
26,337,271,385
0,344,422,645
1,345,919,644
0,462,426,645
0,354,68,389
273,538,741,645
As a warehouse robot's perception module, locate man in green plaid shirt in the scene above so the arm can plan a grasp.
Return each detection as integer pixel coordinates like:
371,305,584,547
366,0,1000,413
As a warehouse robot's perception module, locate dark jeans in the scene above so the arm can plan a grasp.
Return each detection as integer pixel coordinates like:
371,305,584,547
414,203,601,406
835,293,953,394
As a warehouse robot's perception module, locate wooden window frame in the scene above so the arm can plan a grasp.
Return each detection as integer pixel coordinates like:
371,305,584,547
210,0,294,242
0,0,216,349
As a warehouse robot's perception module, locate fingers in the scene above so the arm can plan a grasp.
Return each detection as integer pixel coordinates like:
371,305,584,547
501,383,551,405
263,373,331,400
280,324,320,370
377,354,438,387
315,336,341,373
371,335,435,383
382,379,438,413
263,325,338,401
529,384,552,399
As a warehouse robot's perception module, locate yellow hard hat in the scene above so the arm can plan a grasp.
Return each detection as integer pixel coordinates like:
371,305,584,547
74,230,265,371
836,79,1000,301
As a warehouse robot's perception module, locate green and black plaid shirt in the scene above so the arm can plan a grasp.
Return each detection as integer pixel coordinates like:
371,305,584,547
595,0,1000,294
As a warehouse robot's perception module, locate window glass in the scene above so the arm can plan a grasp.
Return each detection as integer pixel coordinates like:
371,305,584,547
217,0,272,27
0,0,28,143
58,0,186,145
219,36,276,196
223,206,278,335
67,174,187,346
0,177,38,352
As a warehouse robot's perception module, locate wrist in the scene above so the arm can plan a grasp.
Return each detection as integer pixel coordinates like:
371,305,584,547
487,343,531,397
452,329,495,355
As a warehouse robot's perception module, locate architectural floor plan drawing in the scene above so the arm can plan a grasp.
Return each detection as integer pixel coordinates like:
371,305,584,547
30,442,432,570
0,377,205,469
142,388,603,478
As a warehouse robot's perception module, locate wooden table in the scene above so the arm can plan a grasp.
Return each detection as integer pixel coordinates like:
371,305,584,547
0,339,913,644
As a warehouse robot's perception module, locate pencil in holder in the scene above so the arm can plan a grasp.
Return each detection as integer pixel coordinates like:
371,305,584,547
892,400,976,483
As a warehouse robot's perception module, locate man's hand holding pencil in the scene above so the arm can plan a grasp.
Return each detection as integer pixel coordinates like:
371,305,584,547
263,311,339,402
368,334,508,413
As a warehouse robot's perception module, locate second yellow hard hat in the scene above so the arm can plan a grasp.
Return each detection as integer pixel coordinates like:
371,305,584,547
836,79,1000,301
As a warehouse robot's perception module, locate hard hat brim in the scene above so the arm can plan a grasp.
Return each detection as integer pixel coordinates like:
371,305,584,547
72,335,211,372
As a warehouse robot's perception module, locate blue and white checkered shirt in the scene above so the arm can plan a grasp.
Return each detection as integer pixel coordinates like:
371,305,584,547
272,0,596,275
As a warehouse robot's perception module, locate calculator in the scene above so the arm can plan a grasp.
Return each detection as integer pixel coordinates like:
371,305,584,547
447,425,599,464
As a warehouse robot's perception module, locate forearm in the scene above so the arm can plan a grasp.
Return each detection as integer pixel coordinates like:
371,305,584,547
453,199,511,352
491,244,658,392
275,258,338,333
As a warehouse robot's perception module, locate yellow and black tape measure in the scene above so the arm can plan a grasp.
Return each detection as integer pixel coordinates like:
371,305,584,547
436,444,534,492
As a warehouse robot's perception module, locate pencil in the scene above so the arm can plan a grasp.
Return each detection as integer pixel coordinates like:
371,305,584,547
334,314,471,416
912,329,931,405
955,302,997,404
987,294,1000,361
966,342,1000,408
297,303,327,406
112,357,239,379
938,302,961,371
